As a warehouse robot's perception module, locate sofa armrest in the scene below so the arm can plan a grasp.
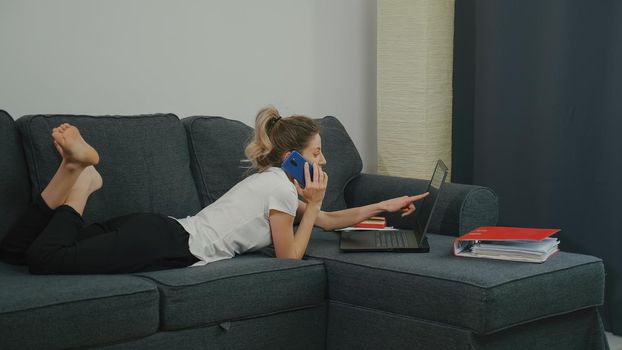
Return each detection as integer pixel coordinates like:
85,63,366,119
344,173,499,236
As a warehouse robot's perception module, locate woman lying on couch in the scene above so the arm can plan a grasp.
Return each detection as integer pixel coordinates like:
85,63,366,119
0,107,428,274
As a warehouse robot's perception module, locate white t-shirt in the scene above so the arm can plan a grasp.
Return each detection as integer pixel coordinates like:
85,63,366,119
175,167,298,266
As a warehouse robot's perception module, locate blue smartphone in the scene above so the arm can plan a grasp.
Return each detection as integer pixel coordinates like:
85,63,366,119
281,150,313,188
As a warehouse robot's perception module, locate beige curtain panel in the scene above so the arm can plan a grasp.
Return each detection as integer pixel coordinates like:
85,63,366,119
377,0,455,179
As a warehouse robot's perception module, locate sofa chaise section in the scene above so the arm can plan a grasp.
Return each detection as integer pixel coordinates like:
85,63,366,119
304,229,607,349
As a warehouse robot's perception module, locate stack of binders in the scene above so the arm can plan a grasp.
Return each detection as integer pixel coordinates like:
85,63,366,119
353,216,386,229
453,226,560,263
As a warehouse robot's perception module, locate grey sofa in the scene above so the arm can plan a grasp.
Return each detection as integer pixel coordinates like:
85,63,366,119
0,111,609,349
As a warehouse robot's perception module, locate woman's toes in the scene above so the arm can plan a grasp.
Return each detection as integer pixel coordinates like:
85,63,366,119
53,141,64,156
52,125,100,167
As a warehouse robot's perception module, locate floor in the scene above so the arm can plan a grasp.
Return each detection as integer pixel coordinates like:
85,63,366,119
607,332,622,350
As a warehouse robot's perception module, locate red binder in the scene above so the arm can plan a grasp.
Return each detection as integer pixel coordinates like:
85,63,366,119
456,226,560,241
453,226,561,263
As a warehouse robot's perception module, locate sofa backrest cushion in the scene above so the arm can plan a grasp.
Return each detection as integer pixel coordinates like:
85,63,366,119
184,115,362,211
182,116,253,206
316,116,363,211
16,114,202,223
0,111,31,242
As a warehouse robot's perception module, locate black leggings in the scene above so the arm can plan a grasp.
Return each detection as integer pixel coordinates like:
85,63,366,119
0,195,198,274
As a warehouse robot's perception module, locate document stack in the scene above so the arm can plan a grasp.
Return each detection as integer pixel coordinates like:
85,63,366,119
453,227,560,263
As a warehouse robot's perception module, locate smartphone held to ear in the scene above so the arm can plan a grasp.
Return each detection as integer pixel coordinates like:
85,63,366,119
281,150,314,188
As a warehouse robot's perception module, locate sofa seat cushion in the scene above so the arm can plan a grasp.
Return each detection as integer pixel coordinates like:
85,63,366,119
305,229,605,334
135,253,326,330
16,114,202,224
0,263,159,349
98,306,327,350
183,115,362,211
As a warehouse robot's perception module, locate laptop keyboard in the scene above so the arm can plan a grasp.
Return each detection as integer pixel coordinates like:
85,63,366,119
375,231,409,248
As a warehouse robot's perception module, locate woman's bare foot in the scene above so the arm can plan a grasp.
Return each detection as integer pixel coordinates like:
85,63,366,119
41,128,101,210
68,166,102,196
82,166,103,194
63,166,103,215
52,123,100,168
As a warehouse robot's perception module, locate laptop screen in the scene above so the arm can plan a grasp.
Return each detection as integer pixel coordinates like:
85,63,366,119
413,160,448,241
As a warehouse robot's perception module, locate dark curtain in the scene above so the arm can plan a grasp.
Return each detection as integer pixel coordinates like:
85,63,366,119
452,0,622,335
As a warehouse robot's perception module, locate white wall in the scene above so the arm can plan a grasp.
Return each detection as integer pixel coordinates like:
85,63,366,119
0,0,377,172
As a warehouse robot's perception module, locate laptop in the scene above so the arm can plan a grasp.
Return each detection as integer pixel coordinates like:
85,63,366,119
339,159,448,252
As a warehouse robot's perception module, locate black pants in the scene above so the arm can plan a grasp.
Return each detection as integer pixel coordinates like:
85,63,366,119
0,195,198,274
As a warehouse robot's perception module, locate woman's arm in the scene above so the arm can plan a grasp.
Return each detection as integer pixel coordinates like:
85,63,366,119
296,193,429,231
269,162,327,260
296,200,381,231
269,202,321,259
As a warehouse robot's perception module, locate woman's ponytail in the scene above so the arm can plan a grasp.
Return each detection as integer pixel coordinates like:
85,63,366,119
245,106,320,172
245,106,281,170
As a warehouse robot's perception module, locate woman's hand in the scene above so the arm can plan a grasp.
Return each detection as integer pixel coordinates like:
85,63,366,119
294,161,328,206
380,192,429,217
